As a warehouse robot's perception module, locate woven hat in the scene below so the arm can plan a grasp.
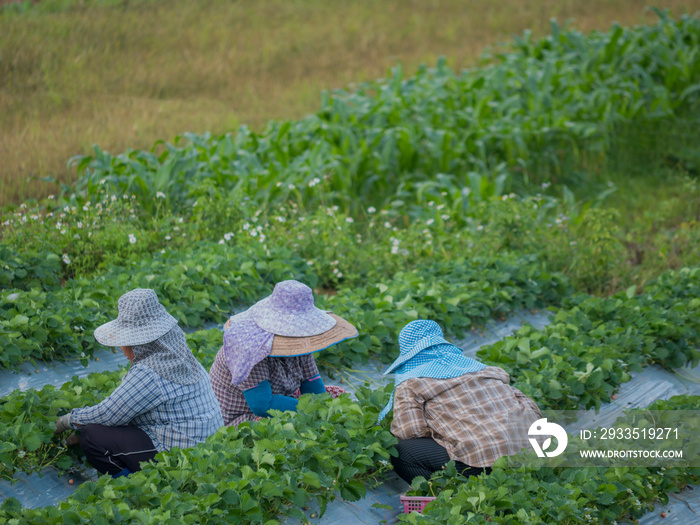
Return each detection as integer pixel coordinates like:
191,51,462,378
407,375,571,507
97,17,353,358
269,313,358,356
94,289,178,347
250,280,336,337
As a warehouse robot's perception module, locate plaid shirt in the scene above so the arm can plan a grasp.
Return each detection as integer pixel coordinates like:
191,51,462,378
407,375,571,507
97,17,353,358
209,347,320,426
70,363,224,452
390,366,542,467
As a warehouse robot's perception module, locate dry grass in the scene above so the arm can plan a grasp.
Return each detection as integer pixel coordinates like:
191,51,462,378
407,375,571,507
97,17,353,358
1,0,699,205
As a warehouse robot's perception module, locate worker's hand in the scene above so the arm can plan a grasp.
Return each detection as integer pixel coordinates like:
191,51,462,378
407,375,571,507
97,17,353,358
65,432,80,446
55,414,71,434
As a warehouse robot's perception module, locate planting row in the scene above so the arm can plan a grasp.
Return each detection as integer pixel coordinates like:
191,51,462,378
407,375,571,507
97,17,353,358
1,265,697,481
1,386,697,524
0,386,398,525
480,266,700,411
0,238,568,370
64,13,700,216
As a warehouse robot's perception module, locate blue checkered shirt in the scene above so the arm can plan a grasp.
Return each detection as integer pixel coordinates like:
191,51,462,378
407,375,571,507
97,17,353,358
69,363,224,451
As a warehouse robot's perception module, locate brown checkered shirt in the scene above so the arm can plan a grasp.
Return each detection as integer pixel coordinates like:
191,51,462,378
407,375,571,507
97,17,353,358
390,366,542,467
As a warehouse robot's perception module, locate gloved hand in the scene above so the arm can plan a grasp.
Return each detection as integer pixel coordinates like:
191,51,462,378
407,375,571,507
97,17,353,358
55,414,72,433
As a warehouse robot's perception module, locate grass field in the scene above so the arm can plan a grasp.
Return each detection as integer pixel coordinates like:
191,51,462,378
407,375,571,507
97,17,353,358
2,0,700,206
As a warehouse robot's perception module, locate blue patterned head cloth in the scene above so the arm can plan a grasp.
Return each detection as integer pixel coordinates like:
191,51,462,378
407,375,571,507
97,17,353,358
377,320,486,423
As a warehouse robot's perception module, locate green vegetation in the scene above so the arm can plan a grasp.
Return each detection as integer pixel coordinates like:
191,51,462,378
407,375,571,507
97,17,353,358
1,9,699,525
2,0,699,206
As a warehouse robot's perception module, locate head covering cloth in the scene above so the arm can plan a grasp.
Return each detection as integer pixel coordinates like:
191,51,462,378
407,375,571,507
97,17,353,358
377,319,487,423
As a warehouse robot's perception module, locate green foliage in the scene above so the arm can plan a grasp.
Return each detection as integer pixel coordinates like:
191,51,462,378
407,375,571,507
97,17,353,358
0,369,127,480
478,267,700,411
0,384,397,524
64,14,700,216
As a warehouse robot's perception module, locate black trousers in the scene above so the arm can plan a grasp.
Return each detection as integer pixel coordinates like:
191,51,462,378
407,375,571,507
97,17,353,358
79,424,158,475
391,437,489,485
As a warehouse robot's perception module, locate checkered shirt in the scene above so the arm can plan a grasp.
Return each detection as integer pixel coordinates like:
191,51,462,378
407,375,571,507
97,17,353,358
209,346,320,426
70,363,224,451
390,366,542,468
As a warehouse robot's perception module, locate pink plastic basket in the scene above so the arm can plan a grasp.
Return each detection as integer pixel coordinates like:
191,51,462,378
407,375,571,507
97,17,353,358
400,493,436,513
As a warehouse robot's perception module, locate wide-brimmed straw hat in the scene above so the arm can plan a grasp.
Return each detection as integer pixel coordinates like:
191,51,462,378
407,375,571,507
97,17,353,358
94,289,177,347
226,280,358,358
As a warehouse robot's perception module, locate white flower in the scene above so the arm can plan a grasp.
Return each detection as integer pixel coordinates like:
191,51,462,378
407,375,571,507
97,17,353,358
427,201,434,206
224,232,234,241
307,260,314,266
367,206,376,213
426,219,434,226
288,184,295,190
156,192,166,199
82,205,89,211
541,182,551,189
224,279,230,285
218,239,225,245
123,194,129,199
441,214,449,220
437,204,445,210
111,195,117,202
60,229,66,235
250,230,258,237
384,221,391,228
276,182,283,187
178,217,183,223
476,225,484,231
165,235,171,241
242,223,250,231
337,272,343,278
174,226,179,231
275,216,286,223
74,234,80,239
333,268,339,274
88,232,92,237
128,234,137,244
259,234,266,242
391,246,399,254
308,177,321,187
62,254,71,265
48,195,55,200
345,217,354,223
160,249,166,254
99,179,106,185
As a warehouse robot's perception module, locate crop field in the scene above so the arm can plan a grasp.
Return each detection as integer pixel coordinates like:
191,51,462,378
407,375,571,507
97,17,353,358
1,3,700,524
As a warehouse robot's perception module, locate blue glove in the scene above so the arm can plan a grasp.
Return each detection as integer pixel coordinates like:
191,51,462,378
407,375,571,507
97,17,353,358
300,374,326,394
244,380,298,417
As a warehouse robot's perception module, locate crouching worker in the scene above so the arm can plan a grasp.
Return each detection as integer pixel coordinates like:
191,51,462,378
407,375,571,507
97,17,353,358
378,319,542,485
54,289,224,478
209,280,357,427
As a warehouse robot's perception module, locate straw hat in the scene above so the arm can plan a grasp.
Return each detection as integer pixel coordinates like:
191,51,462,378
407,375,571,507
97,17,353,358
94,289,177,347
225,280,358,357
